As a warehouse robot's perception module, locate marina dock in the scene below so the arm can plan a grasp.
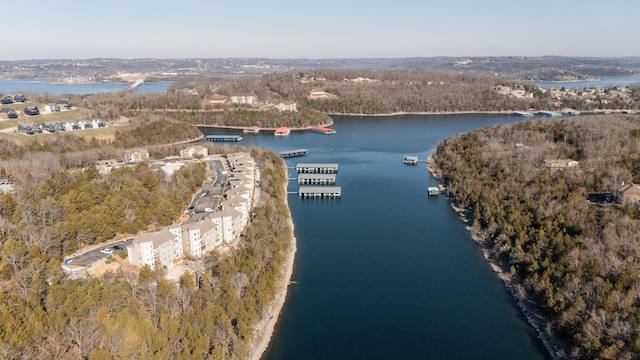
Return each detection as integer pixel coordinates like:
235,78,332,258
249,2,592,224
280,149,308,158
310,126,336,135
537,110,562,117
298,173,336,185
299,186,342,198
512,111,534,117
403,156,418,165
296,163,339,173
205,135,243,142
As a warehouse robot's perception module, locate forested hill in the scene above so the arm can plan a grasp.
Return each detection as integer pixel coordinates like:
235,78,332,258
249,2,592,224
432,115,640,359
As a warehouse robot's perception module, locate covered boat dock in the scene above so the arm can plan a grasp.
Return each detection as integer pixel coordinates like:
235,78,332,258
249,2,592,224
280,149,308,158
298,173,336,185
296,163,339,173
298,186,342,198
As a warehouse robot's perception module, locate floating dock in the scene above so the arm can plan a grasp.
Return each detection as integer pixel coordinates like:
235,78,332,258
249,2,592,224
275,127,291,136
243,126,260,134
428,187,440,196
403,156,418,165
296,163,339,173
280,149,308,158
205,135,243,142
298,173,336,185
537,110,562,117
311,126,336,135
299,186,341,198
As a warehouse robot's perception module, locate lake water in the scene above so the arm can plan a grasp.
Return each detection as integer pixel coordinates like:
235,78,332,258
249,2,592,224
0,79,171,95
200,114,551,359
536,74,640,89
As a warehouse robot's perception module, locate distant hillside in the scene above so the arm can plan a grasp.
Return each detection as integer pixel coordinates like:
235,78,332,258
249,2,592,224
1,56,639,82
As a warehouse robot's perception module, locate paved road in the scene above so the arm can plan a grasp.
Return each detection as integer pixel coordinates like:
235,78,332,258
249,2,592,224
64,238,134,267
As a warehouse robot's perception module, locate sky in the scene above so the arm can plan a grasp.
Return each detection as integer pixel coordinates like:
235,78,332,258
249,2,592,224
4,0,639,60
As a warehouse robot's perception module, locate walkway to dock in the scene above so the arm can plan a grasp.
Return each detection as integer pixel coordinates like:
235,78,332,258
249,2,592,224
205,135,243,142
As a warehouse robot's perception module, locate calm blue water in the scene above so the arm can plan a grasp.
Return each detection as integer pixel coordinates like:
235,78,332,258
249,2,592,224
536,74,640,89
201,114,551,360
0,79,171,95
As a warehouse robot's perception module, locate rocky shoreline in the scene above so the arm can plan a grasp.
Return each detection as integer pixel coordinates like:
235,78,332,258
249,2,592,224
248,162,297,360
427,156,565,360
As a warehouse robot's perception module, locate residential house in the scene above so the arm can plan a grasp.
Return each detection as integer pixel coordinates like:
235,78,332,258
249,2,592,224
57,98,71,109
0,108,18,119
44,104,61,113
17,122,42,134
23,106,40,116
42,121,65,132
180,145,208,158
229,92,258,105
127,227,184,269
276,100,298,111
95,159,120,174
92,118,106,128
544,159,579,168
618,183,640,206
309,88,327,98
123,148,150,163
65,121,81,131
13,94,27,103
78,120,92,129
209,94,228,105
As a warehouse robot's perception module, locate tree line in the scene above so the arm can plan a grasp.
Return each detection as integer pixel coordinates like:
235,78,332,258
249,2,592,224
0,147,292,359
432,114,640,359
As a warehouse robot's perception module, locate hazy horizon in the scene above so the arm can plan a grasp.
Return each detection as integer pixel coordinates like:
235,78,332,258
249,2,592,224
5,0,639,60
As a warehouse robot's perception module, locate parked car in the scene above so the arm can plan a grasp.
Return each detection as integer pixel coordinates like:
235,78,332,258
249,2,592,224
113,245,123,251
7,110,18,119
100,248,113,255
1,97,13,104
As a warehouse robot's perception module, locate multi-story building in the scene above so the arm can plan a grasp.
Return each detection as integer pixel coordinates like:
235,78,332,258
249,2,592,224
179,145,209,158
123,148,150,163
181,219,222,258
229,92,258,105
127,227,183,269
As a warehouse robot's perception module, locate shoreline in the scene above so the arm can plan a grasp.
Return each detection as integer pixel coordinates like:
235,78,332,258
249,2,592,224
427,156,563,360
195,118,334,132
248,161,297,360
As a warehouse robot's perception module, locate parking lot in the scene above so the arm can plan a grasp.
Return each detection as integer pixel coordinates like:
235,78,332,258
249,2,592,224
63,238,134,267
185,158,228,223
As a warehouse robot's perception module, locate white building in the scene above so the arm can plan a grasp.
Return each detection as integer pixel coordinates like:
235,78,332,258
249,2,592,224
123,148,150,163
181,219,222,258
229,93,258,105
127,227,183,269
180,145,209,158
276,101,298,111
212,208,243,244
